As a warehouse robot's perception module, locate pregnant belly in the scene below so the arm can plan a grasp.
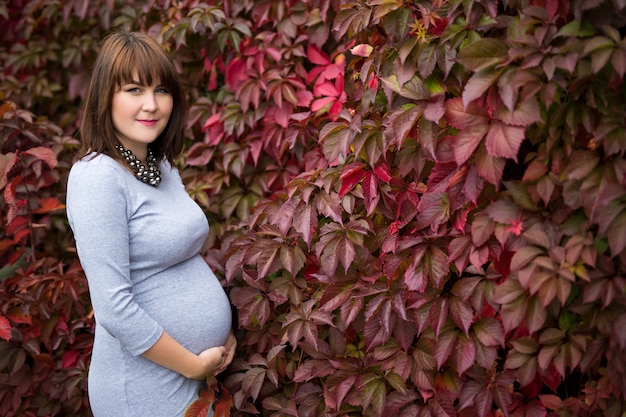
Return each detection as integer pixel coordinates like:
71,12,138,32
135,256,233,353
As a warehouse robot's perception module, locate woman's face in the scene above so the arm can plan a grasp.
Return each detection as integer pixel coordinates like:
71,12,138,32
111,73,173,158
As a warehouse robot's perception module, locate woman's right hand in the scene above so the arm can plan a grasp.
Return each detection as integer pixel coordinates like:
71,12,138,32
192,345,227,380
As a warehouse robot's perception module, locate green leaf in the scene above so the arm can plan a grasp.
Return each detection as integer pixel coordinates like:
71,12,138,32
581,36,614,57
382,6,411,40
456,38,509,72
359,372,386,416
556,20,595,38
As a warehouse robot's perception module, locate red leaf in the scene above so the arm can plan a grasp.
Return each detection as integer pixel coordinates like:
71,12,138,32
475,146,505,185
473,318,504,347
454,124,489,166
514,399,547,417
373,163,392,183
414,192,450,232
225,56,248,90
433,331,458,369
307,45,330,65
0,316,11,341
362,171,380,216
339,162,366,197
213,386,234,417
279,245,306,277
320,284,353,312
318,236,340,276
314,81,340,97
0,152,18,189
24,146,58,169
33,197,65,214
294,359,335,382
242,367,267,402
449,297,474,335
485,198,521,224
389,104,424,148
337,236,355,273
185,389,215,417
7,307,31,325
470,214,494,247
274,198,297,236
294,203,317,248
539,394,562,411
462,68,503,108
607,210,626,256
445,98,490,129
473,387,493,417
327,374,358,409
315,192,343,224
485,121,526,161
454,335,476,375
296,89,313,107
495,96,543,126
62,350,80,369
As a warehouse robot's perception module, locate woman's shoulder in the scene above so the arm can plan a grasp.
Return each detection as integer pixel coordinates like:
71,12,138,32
68,153,128,190
71,152,121,171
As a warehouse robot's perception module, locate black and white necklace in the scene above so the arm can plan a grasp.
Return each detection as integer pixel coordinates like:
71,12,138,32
115,144,161,187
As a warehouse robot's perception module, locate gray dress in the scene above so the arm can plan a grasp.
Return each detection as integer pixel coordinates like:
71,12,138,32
66,153,232,417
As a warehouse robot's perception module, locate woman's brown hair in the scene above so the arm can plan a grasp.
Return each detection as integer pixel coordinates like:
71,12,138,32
79,29,188,165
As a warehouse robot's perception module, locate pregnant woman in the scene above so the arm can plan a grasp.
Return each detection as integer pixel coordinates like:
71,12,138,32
66,29,236,416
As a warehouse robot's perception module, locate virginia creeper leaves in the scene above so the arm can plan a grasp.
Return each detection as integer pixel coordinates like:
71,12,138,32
4,0,626,416
0,316,10,342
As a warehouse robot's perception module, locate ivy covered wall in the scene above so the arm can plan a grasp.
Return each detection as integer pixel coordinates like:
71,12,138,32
1,1,626,416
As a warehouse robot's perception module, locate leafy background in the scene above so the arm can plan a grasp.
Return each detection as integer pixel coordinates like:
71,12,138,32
1,0,626,416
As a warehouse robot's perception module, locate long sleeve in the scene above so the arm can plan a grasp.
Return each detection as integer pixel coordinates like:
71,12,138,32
66,156,163,356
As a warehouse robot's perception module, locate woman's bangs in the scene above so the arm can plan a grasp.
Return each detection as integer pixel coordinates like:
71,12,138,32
114,46,174,89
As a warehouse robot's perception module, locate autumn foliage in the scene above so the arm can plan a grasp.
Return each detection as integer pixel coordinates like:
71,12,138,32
2,0,626,416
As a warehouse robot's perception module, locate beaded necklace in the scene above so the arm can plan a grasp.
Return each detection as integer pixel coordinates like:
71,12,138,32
115,144,161,187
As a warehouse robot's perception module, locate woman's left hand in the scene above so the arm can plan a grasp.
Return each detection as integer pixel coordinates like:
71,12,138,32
214,331,237,376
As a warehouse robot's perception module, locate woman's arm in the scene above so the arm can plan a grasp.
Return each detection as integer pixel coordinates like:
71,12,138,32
142,331,226,380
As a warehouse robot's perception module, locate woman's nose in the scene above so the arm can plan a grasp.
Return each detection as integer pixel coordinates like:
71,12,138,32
142,93,157,111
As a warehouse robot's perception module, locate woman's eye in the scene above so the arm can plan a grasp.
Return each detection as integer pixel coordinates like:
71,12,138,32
156,87,169,94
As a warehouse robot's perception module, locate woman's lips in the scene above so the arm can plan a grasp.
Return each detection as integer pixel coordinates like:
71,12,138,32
137,119,158,126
